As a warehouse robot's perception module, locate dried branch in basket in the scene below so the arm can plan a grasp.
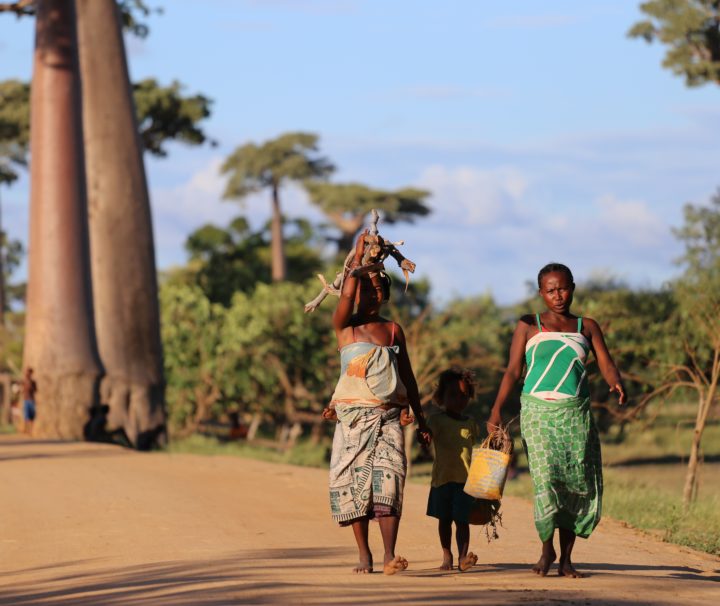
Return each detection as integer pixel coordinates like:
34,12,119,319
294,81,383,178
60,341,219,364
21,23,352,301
303,208,417,313
481,424,514,455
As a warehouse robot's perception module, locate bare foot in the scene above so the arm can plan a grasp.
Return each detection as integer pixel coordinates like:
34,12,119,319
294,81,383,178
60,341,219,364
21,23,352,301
558,559,583,578
353,554,373,574
439,552,453,571
532,548,556,576
458,552,478,572
383,555,409,575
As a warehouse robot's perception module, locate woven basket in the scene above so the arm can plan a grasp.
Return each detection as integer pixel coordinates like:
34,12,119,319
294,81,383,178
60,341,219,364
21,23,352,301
463,425,513,500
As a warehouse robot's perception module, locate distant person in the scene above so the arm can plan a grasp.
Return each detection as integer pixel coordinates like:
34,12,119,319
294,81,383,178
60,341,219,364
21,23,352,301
426,367,480,572
322,230,431,575
228,411,248,440
487,263,625,578
22,367,38,435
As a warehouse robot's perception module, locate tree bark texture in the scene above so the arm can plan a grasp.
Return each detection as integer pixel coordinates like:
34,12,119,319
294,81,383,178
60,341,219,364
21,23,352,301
23,0,101,439
270,182,286,282
76,0,166,449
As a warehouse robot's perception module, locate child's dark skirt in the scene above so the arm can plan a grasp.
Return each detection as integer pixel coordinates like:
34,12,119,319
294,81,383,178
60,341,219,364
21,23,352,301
426,482,475,524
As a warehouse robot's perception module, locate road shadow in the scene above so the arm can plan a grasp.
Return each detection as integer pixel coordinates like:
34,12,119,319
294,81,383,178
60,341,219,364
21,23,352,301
0,437,127,462
478,562,719,582
0,548,717,605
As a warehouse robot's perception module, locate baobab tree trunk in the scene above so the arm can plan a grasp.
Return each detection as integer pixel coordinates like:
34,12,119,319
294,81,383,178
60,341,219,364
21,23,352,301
76,0,166,449
23,0,101,439
270,182,286,282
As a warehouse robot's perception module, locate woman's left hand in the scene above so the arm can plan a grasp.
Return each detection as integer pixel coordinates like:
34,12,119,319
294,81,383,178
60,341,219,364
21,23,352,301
399,408,414,426
321,407,337,421
610,383,626,406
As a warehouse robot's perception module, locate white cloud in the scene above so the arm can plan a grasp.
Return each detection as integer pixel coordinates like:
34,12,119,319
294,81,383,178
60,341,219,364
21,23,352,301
418,165,528,226
594,194,667,247
149,157,327,268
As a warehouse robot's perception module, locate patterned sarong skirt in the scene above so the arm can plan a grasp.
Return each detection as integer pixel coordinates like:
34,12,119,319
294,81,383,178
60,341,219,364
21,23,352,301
520,393,603,541
328,406,407,524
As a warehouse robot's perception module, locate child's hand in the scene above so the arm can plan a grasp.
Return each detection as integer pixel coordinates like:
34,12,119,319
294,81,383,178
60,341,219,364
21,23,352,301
321,407,337,421
416,419,432,447
400,408,414,426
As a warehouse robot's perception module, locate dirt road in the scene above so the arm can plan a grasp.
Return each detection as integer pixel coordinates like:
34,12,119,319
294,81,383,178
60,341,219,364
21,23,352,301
0,435,717,605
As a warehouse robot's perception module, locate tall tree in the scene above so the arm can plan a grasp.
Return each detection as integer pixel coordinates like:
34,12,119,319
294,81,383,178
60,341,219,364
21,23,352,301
669,191,720,509
221,132,334,282
304,181,431,253
76,0,165,448
629,1,720,86
23,0,101,439
180,215,324,305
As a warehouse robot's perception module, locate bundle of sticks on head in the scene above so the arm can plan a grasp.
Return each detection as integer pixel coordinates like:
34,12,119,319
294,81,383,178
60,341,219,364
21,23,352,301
304,209,417,313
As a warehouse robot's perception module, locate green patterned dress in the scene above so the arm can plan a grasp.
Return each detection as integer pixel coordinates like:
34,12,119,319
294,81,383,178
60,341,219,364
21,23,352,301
520,314,602,541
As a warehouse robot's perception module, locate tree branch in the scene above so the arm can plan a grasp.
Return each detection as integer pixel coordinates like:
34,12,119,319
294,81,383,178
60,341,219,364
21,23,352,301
0,0,33,15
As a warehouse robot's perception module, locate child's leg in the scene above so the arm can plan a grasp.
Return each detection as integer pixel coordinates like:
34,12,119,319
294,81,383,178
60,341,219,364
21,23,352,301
378,515,408,575
532,532,557,576
455,522,469,561
456,522,478,571
438,518,453,569
558,528,582,578
350,518,373,573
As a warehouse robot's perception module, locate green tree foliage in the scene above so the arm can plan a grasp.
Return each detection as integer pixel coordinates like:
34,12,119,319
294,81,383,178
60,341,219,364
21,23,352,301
133,78,214,157
160,283,228,434
174,215,325,306
629,0,720,86
669,190,720,506
304,182,431,252
0,80,30,185
220,132,334,281
574,285,676,431
160,281,336,435
0,77,213,168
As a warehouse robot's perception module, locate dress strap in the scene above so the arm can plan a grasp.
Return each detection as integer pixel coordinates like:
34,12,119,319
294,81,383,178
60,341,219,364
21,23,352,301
390,322,396,346
536,313,542,330
351,325,356,343
577,317,583,332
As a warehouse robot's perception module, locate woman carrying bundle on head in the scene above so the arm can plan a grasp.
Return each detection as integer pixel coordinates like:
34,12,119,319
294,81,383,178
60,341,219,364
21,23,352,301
322,230,431,576
487,263,626,578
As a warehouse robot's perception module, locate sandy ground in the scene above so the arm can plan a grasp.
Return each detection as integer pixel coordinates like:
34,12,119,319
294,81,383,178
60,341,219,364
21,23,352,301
0,435,718,605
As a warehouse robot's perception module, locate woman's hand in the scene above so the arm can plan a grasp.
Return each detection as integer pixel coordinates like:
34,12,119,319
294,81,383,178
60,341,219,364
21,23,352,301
610,383,626,406
400,408,414,426
321,407,337,422
486,409,502,436
353,230,368,264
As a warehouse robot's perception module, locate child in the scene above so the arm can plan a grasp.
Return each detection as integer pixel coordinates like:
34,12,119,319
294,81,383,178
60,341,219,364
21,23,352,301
426,367,481,571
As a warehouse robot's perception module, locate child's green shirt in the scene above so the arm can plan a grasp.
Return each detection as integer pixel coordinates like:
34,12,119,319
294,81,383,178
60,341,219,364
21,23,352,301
427,412,480,488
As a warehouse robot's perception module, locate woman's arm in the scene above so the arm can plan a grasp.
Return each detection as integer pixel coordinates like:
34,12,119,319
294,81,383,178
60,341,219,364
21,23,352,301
394,324,431,445
332,232,367,336
585,317,626,405
487,318,531,433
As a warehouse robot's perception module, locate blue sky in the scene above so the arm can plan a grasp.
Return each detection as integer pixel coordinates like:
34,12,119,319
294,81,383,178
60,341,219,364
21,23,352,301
2,0,720,303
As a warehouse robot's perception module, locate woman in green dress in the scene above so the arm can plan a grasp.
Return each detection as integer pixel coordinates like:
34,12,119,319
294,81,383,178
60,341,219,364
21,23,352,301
487,263,625,578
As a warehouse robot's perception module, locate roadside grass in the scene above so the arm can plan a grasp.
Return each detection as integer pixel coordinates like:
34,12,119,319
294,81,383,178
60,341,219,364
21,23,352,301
166,433,329,468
